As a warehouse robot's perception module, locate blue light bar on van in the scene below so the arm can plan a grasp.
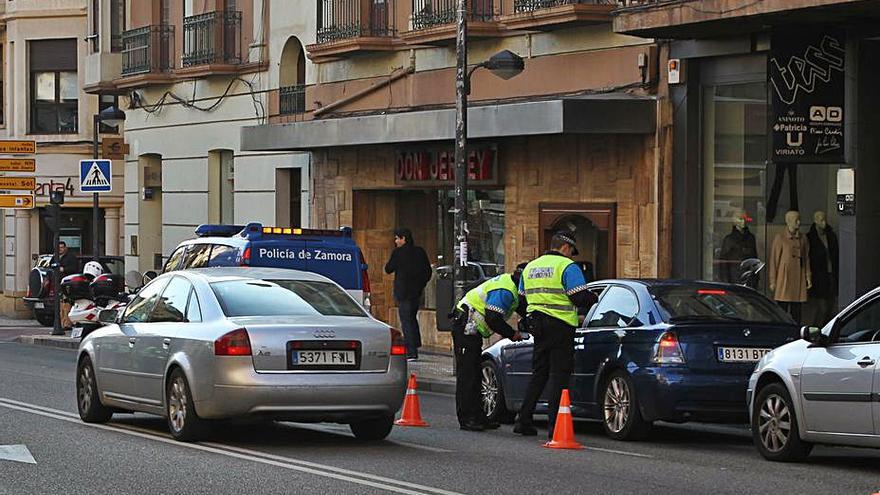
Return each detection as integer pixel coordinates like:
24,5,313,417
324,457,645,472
194,224,246,237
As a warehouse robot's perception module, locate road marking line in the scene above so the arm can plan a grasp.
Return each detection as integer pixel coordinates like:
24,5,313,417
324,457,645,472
287,423,455,453
0,398,463,495
0,444,36,464
389,441,454,453
584,446,653,458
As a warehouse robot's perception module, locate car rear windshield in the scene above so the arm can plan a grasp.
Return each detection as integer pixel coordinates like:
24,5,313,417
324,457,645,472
650,286,793,324
211,279,366,318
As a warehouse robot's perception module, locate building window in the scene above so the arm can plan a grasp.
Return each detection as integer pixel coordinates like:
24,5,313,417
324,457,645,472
30,39,78,134
110,0,126,52
0,44,4,126
90,0,99,52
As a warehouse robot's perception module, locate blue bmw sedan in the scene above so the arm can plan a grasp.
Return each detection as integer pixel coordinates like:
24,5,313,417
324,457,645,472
480,280,799,440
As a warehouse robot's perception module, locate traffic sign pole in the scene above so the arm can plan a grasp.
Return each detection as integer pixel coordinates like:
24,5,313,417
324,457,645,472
93,115,99,261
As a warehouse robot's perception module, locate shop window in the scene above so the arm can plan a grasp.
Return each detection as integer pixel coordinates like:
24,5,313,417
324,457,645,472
29,39,78,134
701,82,840,293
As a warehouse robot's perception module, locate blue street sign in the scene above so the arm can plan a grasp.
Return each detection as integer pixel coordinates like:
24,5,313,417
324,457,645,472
79,160,112,193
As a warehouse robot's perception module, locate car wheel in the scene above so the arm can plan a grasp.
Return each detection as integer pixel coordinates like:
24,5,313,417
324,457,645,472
76,357,113,423
752,382,812,462
602,370,650,441
480,360,515,424
35,311,54,327
166,369,207,442
350,414,394,441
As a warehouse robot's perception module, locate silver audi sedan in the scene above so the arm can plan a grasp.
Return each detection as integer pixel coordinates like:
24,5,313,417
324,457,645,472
75,267,408,441
748,286,880,461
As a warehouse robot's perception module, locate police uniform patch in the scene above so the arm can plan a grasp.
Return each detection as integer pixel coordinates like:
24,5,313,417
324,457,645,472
528,267,554,279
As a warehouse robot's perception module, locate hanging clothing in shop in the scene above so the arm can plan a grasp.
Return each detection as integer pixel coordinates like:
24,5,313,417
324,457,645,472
769,230,811,303
806,223,839,298
719,226,758,284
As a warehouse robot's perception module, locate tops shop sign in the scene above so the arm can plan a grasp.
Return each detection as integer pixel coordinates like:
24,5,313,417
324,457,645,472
395,146,498,186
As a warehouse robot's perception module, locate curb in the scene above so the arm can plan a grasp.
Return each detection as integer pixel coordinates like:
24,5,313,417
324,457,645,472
16,335,79,349
15,334,459,395
417,378,455,395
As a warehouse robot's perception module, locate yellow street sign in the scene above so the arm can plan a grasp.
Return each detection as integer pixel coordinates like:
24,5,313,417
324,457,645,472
0,177,35,191
0,141,36,154
0,159,36,172
0,194,34,209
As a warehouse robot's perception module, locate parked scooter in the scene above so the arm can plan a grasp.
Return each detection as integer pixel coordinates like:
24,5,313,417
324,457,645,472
738,257,765,290
61,261,129,339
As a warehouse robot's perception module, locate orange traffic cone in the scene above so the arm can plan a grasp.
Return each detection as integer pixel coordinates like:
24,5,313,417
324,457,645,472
395,374,428,427
543,389,583,450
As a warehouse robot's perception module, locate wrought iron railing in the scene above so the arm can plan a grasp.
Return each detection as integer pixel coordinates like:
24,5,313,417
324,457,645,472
614,0,685,7
411,0,493,30
280,85,307,115
121,25,175,76
183,10,242,67
514,0,615,13
316,0,395,44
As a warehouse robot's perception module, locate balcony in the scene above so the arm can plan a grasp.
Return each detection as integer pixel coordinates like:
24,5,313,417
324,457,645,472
613,0,880,38
499,0,615,31
180,10,242,74
307,0,397,62
116,25,175,88
400,0,502,45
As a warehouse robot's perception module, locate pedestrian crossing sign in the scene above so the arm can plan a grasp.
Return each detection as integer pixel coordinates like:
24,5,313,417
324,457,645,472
79,160,112,193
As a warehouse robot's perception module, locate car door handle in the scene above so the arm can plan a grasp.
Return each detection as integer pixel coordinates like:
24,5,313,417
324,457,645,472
162,338,171,349
857,357,875,367
128,337,136,348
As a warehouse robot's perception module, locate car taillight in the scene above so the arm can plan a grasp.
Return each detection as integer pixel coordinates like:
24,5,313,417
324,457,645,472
390,328,406,356
359,251,371,312
653,331,685,364
240,247,251,266
214,328,252,356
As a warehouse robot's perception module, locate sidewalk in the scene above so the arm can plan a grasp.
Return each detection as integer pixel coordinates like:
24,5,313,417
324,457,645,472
407,351,456,395
12,328,459,395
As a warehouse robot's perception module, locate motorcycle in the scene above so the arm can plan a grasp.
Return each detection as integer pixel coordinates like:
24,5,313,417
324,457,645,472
738,257,765,290
61,262,129,339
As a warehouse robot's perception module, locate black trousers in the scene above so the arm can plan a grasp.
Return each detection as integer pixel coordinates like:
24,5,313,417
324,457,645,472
517,313,576,433
452,318,486,425
397,297,422,358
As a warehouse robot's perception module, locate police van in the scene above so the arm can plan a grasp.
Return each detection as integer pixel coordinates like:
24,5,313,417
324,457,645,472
162,223,371,309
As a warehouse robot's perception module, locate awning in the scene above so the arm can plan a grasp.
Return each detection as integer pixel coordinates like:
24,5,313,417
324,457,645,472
241,94,656,152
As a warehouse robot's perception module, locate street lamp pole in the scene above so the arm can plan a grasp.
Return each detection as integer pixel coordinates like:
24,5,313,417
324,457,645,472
91,106,125,262
452,0,469,307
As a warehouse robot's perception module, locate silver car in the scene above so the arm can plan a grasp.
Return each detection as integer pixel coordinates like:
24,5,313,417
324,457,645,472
748,287,880,461
75,267,407,441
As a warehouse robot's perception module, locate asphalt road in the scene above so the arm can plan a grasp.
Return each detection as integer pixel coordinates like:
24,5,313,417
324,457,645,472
0,342,879,495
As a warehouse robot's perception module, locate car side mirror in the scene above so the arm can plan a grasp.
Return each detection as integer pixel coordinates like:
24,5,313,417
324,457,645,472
800,325,824,345
98,309,120,325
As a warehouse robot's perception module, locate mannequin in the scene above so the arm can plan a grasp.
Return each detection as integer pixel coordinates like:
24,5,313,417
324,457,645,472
769,210,811,323
806,210,838,326
719,208,757,283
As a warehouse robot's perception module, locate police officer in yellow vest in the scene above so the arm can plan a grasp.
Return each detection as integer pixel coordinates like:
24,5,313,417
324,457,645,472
513,232,598,437
451,264,527,431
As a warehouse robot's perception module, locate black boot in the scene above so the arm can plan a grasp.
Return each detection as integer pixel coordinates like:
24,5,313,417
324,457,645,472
460,420,485,432
513,418,537,436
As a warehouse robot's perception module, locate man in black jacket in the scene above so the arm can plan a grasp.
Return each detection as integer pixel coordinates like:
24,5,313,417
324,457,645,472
51,241,79,330
384,228,432,361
